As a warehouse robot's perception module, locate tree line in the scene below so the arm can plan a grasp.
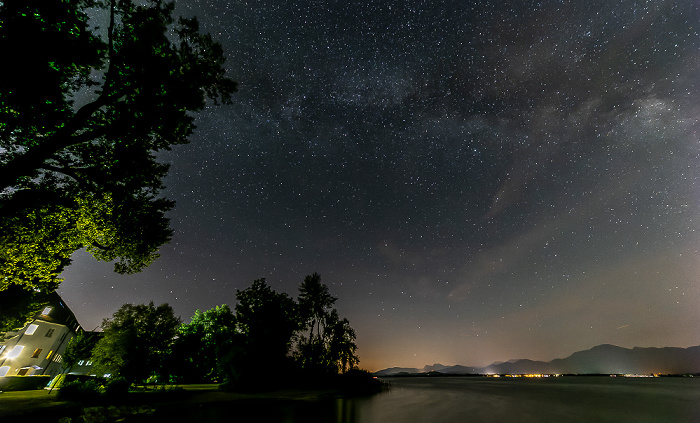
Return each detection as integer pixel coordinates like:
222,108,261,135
64,274,364,391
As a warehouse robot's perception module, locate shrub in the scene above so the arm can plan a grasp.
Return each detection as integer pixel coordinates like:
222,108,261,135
105,377,130,400
57,379,103,403
337,369,388,395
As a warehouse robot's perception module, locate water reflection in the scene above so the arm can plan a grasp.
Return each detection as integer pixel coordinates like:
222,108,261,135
130,377,700,423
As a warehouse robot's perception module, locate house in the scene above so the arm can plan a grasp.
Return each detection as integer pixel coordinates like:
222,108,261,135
0,292,92,380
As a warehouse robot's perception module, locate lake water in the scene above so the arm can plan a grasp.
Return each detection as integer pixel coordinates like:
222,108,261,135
347,377,700,423
142,376,700,422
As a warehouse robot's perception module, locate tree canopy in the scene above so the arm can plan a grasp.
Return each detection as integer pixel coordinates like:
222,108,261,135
172,304,238,383
0,285,51,336
71,274,360,390
295,273,358,375
229,278,299,386
0,0,236,292
168,274,360,389
91,302,181,384
63,330,101,372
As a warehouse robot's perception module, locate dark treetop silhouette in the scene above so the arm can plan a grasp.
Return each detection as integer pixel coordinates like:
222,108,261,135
91,302,181,385
84,274,364,391
0,0,236,292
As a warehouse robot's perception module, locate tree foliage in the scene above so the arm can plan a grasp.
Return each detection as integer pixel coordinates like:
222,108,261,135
0,285,51,336
298,272,337,343
228,279,299,387
294,273,358,375
0,0,236,292
172,304,237,383
90,275,359,390
91,302,180,384
63,330,101,371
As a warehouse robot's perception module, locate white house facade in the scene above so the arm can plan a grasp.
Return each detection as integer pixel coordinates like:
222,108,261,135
0,293,88,379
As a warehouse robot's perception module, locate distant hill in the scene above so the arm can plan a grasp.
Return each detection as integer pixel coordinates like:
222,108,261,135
422,363,449,373
374,367,421,376
375,344,700,376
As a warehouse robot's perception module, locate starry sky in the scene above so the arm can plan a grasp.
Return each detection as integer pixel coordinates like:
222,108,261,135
59,0,699,371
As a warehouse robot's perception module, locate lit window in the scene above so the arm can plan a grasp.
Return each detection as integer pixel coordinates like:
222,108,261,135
42,307,52,316
7,345,24,358
78,360,85,366
0,366,9,377
45,328,55,337
0,346,5,355
25,324,39,335
86,361,92,366
46,350,54,360
53,354,62,363
31,348,43,358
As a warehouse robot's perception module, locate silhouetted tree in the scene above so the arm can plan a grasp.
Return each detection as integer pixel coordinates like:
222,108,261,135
324,310,359,373
294,274,358,375
298,272,337,343
173,304,238,382
223,279,298,389
0,0,236,292
91,302,180,385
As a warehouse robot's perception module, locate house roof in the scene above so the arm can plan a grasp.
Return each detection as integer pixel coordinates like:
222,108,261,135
33,291,82,333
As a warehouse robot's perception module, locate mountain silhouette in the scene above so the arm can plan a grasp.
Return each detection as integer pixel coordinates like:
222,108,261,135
375,344,700,376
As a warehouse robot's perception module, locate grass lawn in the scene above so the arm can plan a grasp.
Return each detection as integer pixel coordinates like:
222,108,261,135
0,384,356,420
0,388,77,418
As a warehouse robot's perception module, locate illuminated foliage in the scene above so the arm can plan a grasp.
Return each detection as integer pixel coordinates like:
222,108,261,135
91,302,181,384
63,330,100,371
0,0,236,292
0,191,171,291
173,304,238,383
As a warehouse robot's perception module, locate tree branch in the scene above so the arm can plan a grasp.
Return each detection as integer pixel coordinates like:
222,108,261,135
39,164,81,181
0,115,111,190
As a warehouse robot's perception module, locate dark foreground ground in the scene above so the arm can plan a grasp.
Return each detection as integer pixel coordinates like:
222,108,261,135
0,384,353,422
3,377,699,423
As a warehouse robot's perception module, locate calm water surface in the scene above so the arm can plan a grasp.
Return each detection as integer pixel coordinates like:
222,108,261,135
144,377,700,422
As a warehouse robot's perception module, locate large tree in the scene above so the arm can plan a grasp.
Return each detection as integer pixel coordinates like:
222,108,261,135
91,302,181,384
173,304,238,383
224,279,299,389
294,273,358,375
297,272,337,344
0,0,236,292
63,330,101,373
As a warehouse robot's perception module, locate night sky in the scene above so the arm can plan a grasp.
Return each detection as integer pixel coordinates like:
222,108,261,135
59,0,699,371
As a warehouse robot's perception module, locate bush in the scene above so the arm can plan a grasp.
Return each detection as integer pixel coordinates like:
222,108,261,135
57,379,103,403
105,377,130,399
336,369,388,395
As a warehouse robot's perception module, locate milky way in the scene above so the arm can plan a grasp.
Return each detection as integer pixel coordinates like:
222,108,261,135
59,0,700,370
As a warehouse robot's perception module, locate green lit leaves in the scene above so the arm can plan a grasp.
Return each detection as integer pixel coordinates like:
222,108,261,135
0,0,233,292
0,202,80,291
